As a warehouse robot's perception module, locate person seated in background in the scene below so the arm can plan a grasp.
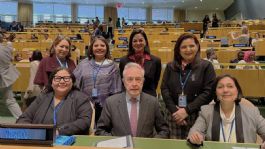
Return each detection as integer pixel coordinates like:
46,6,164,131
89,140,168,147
30,33,38,41
229,51,244,69
95,63,169,138
9,21,19,32
204,48,221,69
76,33,82,40
251,33,262,48
17,68,93,135
23,50,43,109
230,26,250,45
71,45,80,63
161,27,169,33
187,74,265,147
42,34,52,42
14,53,23,62
236,51,260,70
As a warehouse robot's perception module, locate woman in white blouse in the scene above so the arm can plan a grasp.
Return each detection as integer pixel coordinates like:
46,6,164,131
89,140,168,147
187,74,265,146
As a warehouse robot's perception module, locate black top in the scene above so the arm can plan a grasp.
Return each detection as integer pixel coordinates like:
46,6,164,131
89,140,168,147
119,54,161,97
161,59,216,114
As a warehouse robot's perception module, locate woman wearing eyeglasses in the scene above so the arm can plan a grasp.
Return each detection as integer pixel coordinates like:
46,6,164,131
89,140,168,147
17,67,92,135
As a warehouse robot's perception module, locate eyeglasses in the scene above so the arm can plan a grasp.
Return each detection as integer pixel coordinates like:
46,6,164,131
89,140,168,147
53,76,71,82
125,77,144,83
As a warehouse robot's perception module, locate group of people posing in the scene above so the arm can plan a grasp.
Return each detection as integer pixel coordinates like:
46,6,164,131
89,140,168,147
1,28,265,147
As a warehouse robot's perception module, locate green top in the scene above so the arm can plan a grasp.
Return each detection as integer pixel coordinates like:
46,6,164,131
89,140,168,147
74,135,259,149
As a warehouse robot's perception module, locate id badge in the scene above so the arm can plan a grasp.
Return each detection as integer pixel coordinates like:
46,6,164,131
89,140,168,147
178,93,187,107
92,88,98,98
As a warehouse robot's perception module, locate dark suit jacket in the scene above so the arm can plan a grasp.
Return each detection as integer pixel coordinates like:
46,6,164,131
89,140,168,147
95,92,169,138
17,89,92,135
119,55,161,97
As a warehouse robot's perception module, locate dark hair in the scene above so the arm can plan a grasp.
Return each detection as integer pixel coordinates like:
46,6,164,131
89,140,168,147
49,35,71,59
128,29,150,56
87,35,111,60
173,33,200,65
212,74,243,104
45,67,77,93
31,50,43,61
206,48,215,59
71,45,77,51
76,34,82,40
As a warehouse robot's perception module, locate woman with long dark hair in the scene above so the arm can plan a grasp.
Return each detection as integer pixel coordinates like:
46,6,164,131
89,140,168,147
161,33,216,139
119,29,161,97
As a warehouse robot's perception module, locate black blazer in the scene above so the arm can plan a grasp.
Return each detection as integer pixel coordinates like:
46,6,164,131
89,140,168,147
119,54,161,97
161,60,216,115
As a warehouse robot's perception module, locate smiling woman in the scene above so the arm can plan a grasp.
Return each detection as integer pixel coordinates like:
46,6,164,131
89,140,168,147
119,29,162,97
188,74,265,147
73,36,122,124
34,35,76,88
161,33,216,139
17,67,93,135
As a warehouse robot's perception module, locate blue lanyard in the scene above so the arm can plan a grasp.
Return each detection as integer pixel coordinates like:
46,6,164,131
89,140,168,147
221,119,235,142
92,59,105,88
56,56,68,68
179,70,192,94
53,99,64,126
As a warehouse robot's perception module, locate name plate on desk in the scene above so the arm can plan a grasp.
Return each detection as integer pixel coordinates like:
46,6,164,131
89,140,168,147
118,37,128,41
233,44,248,47
117,45,128,48
0,123,54,146
206,36,216,39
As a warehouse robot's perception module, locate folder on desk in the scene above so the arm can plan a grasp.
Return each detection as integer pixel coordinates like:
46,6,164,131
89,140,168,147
96,135,133,148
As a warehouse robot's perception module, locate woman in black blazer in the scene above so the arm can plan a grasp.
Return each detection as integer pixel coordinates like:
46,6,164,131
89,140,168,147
161,33,216,139
119,29,161,97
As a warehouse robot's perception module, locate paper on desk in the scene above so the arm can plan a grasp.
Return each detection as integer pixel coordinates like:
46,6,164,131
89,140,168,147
96,136,128,148
232,147,258,149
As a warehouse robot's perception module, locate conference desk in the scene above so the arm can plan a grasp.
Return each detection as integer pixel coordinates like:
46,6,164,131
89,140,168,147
0,136,260,149
74,136,260,149
0,145,116,149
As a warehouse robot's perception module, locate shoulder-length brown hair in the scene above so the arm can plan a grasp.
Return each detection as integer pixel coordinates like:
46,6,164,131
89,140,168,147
212,74,243,104
87,35,111,60
128,29,150,56
49,35,71,59
173,33,200,65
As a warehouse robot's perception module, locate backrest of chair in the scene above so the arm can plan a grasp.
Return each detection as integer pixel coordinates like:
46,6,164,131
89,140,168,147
89,101,95,135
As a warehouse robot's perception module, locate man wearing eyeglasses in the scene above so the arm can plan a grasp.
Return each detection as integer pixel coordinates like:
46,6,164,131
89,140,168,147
95,62,169,138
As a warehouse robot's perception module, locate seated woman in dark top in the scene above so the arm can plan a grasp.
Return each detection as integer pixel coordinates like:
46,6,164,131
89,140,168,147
17,67,93,135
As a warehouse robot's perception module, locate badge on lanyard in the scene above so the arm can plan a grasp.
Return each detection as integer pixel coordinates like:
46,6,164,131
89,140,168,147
91,59,105,99
178,70,192,108
92,88,98,98
178,92,187,107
